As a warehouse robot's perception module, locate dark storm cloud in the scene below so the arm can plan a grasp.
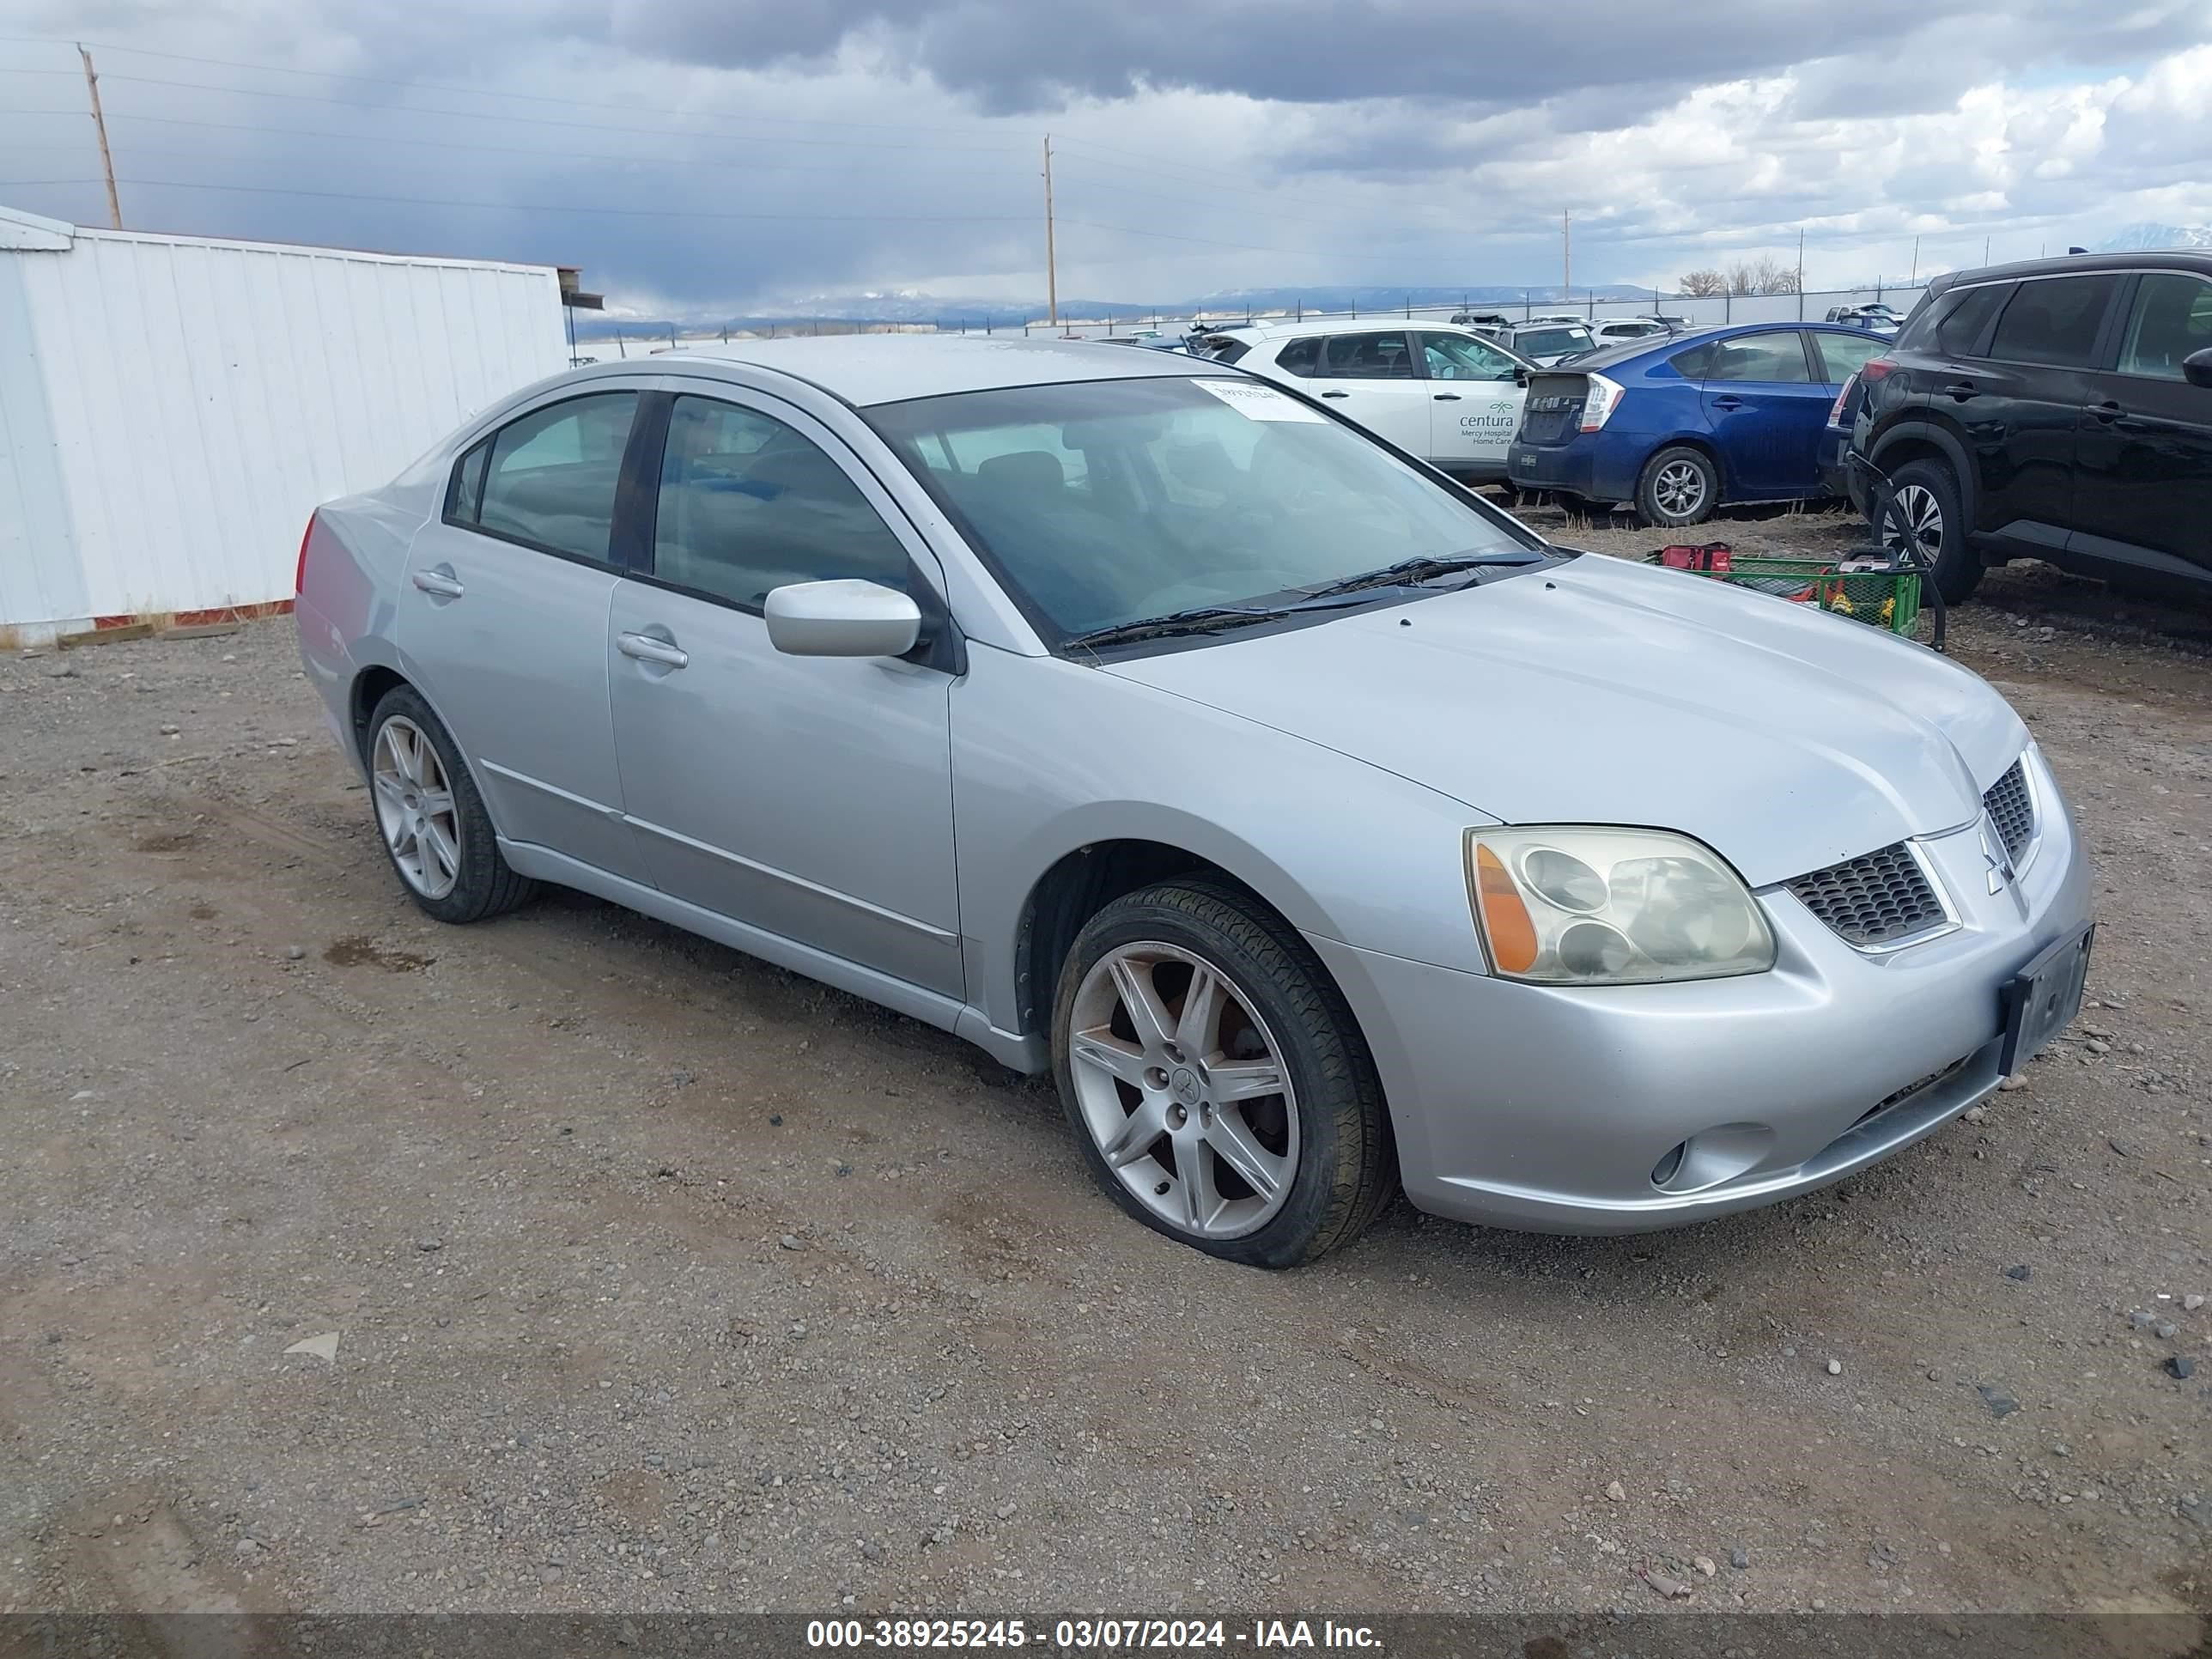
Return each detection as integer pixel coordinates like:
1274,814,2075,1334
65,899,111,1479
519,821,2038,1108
599,0,2207,113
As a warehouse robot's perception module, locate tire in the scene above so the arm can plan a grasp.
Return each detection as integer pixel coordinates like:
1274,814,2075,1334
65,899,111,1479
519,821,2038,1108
1635,446,1720,527
1878,457,1982,604
1050,879,1395,1267
364,684,537,924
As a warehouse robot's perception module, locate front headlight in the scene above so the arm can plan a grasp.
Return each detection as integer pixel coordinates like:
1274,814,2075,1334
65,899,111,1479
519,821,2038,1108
1466,826,1775,984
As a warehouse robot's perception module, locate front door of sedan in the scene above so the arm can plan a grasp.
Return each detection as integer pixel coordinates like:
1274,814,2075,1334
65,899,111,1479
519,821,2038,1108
1414,331,1527,476
1697,330,1832,495
398,386,657,884
605,388,964,998
2069,270,2212,581
1291,330,1432,456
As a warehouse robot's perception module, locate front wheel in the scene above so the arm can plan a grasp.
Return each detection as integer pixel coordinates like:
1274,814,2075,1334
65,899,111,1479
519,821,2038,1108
1879,457,1982,603
1051,881,1395,1267
1636,446,1720,527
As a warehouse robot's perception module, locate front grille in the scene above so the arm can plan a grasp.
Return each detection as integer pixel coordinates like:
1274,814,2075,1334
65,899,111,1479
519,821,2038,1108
1786,842,1948,948
1983,759,2034,864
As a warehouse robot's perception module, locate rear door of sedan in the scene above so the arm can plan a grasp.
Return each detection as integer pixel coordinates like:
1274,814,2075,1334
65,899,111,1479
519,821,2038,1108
1697,330,1832,495
603,385,965,998
398,384,657,884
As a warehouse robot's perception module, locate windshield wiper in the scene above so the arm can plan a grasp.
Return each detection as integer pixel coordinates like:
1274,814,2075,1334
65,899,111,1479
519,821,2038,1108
1294,550,1546,601
1060,604,1298,651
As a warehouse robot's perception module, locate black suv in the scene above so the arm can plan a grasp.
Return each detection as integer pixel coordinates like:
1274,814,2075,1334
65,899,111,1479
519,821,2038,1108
1849,251,2212,600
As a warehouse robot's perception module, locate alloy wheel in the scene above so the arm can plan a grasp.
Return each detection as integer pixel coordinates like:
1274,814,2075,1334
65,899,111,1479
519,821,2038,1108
371,716,462,901
1885,483,1944,566
1066,942,1299,1240
1653,459,1708,519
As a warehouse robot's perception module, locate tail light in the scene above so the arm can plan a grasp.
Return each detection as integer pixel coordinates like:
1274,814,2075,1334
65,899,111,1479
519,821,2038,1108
1858,357,1897,386
1579,373,1625,433
295,513,316,596
1827,372,1860,426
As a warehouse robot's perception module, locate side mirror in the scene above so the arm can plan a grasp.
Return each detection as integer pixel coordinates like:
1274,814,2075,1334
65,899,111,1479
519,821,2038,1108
763,579,921,658
1514,365,1529,386
2185,348,2212,389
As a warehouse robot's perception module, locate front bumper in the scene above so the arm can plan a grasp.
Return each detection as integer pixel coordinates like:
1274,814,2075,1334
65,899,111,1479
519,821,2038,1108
1310,753,2093,1234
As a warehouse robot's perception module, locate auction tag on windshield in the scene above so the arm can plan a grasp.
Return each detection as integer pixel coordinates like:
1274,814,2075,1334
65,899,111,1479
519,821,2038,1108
1192,379,1328,422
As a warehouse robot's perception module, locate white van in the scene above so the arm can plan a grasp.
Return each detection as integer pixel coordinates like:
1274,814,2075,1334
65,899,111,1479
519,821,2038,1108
1193,320,1533,483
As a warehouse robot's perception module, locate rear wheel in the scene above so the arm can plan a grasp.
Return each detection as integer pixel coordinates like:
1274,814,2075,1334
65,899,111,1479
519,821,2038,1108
1051,881,1394,1267
1636,446,1719,527
1879,457,1981,603
366,685,536,924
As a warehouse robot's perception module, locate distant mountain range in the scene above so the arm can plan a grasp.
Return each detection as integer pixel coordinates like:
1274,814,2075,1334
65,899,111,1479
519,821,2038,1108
2095,222,2212,252
577,282,1656,339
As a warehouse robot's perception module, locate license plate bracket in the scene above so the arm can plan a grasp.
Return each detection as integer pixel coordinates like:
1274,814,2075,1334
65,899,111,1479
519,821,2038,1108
1998,923,2094,1078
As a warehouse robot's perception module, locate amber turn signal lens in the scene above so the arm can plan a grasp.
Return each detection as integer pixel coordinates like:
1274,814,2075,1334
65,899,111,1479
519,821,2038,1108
1473,842,1540,974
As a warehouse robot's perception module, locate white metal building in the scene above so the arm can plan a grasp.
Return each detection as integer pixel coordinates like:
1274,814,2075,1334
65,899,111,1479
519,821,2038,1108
0,204,570,641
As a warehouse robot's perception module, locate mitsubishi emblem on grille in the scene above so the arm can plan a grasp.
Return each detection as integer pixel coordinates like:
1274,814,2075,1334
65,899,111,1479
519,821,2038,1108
1979,820,2015,894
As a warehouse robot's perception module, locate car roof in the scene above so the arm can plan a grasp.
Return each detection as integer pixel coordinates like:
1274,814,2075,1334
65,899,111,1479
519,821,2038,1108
1540,320,1871,373
1202,319,1494,343
630,335,1200,407
1928,248,2212,295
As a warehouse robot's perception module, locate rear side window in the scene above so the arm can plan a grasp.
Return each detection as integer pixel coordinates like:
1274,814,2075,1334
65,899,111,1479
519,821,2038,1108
1204,338,1249,364
653,395,908,611
1704,331,1814,383
1668,343,1716,379
1987,276,2121,368
1911,283,2010,356
2117,272,2212,379
1812,331,1886,382
1317,331,1415,380
1273,337,1321,376
459,392,639,564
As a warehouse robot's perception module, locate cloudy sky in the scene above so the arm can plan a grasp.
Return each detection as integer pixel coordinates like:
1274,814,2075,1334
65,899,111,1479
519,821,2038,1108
4,0,2212,317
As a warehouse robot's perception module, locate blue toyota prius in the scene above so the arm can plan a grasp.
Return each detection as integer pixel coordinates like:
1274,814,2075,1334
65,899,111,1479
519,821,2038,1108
1505,322,1890,527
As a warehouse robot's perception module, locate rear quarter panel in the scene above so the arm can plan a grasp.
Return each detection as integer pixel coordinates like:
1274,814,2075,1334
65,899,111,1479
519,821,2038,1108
295,479,440,765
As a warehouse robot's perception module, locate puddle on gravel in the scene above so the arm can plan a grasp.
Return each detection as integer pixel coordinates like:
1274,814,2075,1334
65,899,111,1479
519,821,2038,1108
323,935,434,973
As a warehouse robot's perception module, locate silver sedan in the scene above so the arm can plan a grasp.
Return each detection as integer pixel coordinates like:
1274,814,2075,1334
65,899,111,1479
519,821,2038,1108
295,337,2093,1266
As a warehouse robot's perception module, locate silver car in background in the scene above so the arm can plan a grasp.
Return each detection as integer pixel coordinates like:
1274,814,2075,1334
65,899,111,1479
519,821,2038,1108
296,337,2093,1266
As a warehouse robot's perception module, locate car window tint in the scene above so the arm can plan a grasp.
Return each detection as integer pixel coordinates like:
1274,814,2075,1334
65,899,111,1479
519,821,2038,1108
2117,272,2212,380
473,392,638,562
1206,339,1249,364
653,395,908,609
447,437,490,521
1417,331,1519,381
1988,275,2120,368
1911,283,2008,356
1813,331,1885,382
1318,331,1415,380
1668,343,1716,379
1273,337,1321,376
1704,331,1813,383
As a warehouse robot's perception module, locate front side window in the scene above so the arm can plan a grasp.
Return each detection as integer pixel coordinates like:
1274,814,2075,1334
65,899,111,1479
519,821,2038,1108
1705,331,1814,383
1317,331,1415,380
465,392,639,563
1987,275,2121,368
653,395,908,610
870,375,1544,641
1418,331,1520,381
2117,272,2212,380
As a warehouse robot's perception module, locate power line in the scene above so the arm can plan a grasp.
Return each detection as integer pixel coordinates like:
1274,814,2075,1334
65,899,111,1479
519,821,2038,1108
106,176,1036,224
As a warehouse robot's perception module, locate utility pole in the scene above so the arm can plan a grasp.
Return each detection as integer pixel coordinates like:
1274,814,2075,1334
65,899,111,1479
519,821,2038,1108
1796,227,1805,319
1042,134,1059,332
1984,235,1990,266
1909,235,1919,285
1562,209,1571,299
78,45,121,229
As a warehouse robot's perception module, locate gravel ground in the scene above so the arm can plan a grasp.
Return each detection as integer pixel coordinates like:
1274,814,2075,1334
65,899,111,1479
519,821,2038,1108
1,513,2207,1626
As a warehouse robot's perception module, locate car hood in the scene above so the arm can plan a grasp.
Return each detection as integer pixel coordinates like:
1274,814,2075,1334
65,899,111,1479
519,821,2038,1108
1103,554,2026,889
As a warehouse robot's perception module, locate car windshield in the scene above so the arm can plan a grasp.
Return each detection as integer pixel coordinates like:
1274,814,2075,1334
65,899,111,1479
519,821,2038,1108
1517,327,1595,356
868,374,1547,643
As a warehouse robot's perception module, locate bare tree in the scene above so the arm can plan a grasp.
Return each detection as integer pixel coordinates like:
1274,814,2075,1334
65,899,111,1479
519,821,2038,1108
1679,268,1728,297
1752,253,1801,295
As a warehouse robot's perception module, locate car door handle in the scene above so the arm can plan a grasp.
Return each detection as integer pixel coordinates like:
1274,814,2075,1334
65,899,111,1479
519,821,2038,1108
410,567,465,599
617,631,689,670
1942,380,1978,400
2089,399,2124,422
1432,392,1462,402
1319,390,1350,398
1711,396,1743,410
